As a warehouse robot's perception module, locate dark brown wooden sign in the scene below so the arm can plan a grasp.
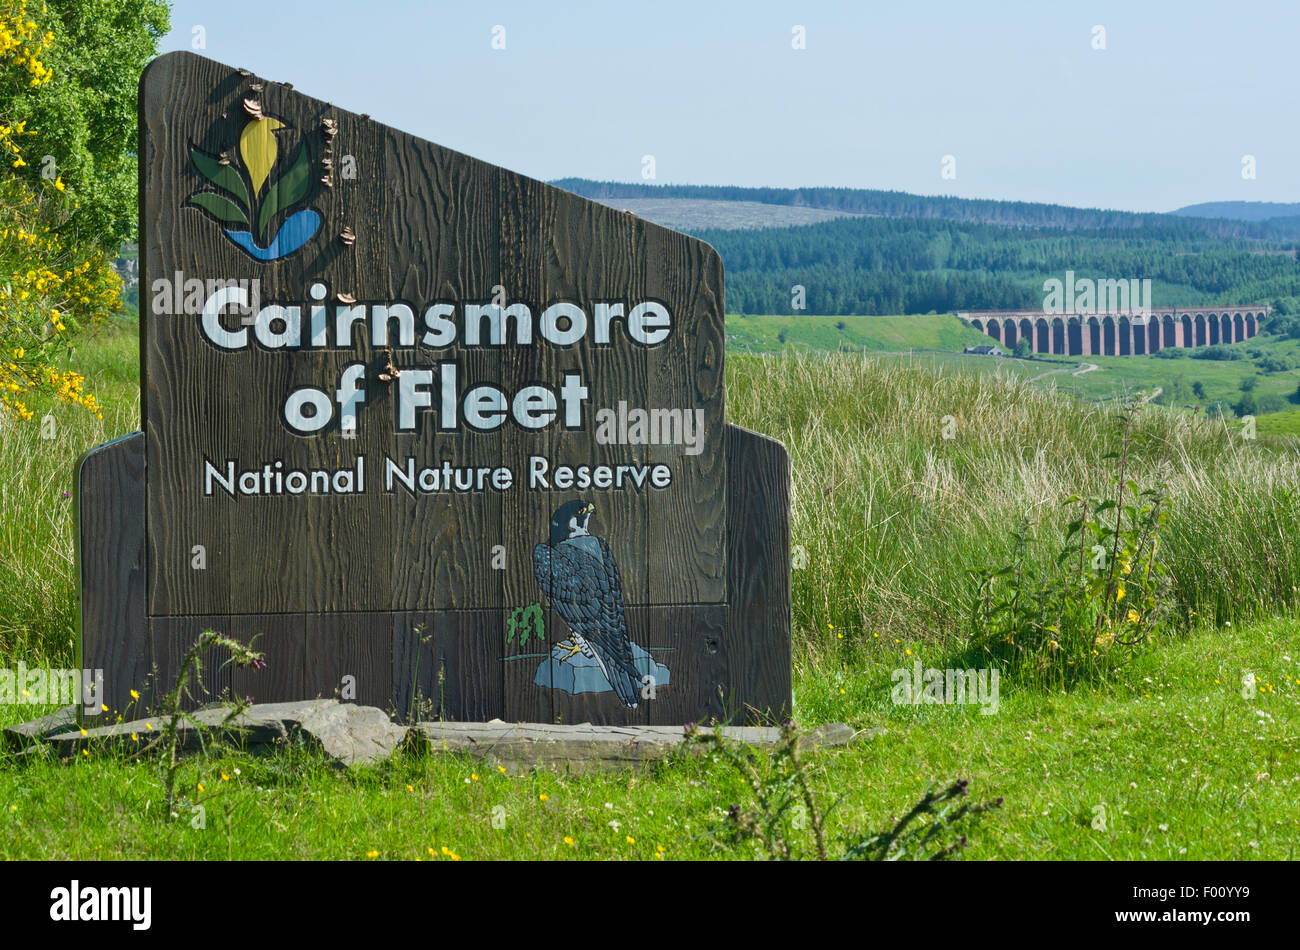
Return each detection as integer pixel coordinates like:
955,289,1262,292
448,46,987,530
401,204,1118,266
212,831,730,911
77,50,790,726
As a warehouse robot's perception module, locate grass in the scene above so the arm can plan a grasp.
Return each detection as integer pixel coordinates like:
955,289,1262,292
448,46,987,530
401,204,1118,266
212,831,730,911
727,312,994,354
1,318,1298,859
1049,339,1300,413
0,318,138,664
1,617,1295,859
727,312,1300,421
1253,408,1300,438
730,349,1300,651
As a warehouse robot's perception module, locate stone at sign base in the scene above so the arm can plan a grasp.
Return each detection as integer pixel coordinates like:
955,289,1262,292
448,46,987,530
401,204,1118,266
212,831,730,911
24,700,407,769
7,702,872,772
2,705,80,748
412,720,878,773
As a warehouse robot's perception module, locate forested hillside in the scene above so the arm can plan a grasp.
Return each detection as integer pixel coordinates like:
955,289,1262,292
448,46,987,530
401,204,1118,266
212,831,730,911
1173,200,1300,222
700,216,1300,316
556,178,1300,240
553,179,1300,318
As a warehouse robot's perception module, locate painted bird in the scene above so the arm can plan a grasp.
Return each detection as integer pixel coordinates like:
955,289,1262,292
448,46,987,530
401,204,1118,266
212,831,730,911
533,500,641,707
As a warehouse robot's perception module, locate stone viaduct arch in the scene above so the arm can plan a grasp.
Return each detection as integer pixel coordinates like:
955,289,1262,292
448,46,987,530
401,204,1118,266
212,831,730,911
961,307,1268,357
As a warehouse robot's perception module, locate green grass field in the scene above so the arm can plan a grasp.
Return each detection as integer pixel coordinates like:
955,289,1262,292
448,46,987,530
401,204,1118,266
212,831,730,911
2,618,1296,860
1,320,1298,860
726,313,995,354
1256,409,1300,437
727,313,1300,422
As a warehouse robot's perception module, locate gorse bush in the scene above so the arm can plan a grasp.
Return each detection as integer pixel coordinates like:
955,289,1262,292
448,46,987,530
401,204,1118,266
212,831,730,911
0,0,134,422
0,0,169,423
0,174,119,420
4,0,169,248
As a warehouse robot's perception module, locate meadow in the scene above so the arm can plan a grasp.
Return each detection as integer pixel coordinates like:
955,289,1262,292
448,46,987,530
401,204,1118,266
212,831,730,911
1,318,1297,860
728,312,1300,418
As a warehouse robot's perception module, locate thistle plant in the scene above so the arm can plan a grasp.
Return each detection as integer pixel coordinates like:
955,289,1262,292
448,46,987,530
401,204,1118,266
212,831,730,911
684,723,1000,860
842,779,1004,861
132,629,264,818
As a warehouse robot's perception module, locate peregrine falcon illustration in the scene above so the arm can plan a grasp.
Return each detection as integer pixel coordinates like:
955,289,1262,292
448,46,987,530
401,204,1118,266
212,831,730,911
533,500,643,707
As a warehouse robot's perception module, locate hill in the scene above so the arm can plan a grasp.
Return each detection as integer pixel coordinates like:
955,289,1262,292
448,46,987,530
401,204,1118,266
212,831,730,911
587,197,862,230
700,214,1295,316
553,178,1283,239
553,179,1300,318
1172,200,1300,221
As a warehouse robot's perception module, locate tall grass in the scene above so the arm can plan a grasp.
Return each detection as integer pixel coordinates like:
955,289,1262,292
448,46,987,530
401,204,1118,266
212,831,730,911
727,351,1300,658
4,330,1299,672
0,322,137,664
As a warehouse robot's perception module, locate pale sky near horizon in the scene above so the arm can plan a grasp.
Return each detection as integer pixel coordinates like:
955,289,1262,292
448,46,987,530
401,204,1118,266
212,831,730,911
157,0,1298,214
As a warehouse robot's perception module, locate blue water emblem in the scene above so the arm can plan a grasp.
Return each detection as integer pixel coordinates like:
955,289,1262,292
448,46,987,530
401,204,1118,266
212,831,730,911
223,209,320,261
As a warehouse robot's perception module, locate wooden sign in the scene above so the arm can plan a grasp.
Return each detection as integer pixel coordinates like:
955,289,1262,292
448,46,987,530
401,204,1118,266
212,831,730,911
76,50,790,726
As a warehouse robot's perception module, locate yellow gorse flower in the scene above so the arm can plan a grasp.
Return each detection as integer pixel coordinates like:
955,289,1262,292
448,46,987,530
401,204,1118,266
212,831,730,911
1,4,119,425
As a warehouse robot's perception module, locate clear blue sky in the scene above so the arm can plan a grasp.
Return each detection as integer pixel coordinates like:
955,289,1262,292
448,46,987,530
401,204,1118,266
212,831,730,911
158,0,1297,213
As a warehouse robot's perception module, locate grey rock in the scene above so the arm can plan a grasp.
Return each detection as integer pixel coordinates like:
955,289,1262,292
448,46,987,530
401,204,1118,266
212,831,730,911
38,698,406,768
18,700,859,772
3,705,80,749
412,721,859,773
42,716,167,753
196,699,338,743
299,702,408,768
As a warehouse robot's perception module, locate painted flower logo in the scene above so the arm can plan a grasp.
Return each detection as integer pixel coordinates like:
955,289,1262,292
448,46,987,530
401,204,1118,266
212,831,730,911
185,115,320,261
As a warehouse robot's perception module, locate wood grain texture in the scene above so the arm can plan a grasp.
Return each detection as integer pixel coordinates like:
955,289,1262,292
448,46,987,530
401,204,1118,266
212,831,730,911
290,96,393,616
140,51,241,618
643,224,726,604
302,612,390,709
76,432,148,721
724,423,792,723
382,129,499,611
141,52,728,619
497,171,553,723
229,612,306,707
394,610,504,723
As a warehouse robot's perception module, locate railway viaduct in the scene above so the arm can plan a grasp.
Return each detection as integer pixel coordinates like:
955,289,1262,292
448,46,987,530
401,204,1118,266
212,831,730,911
959,307,1269,357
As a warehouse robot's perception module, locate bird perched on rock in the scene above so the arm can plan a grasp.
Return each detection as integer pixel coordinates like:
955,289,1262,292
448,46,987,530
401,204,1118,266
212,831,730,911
533,500,641,707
